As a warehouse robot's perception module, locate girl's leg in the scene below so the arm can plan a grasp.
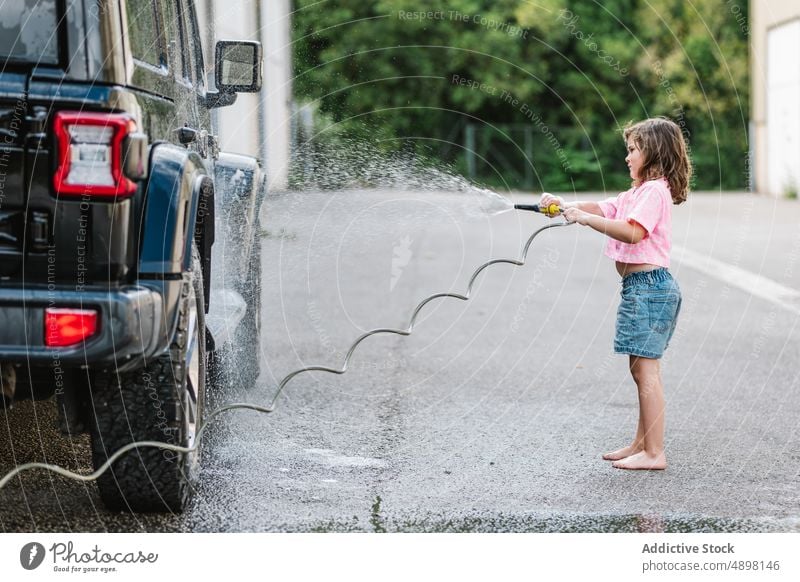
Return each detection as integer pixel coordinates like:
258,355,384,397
612,356,667,470
602,408,644,460
602,357,648,460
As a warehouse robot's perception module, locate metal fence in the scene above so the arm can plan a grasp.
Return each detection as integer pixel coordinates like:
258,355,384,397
460,122,597,192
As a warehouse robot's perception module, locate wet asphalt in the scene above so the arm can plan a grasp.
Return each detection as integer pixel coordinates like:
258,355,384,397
1,190,799,533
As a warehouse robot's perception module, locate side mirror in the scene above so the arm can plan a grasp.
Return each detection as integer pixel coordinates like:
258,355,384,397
204,41,262,109
216,40,262,93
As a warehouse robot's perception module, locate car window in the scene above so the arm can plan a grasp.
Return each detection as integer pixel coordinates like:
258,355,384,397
125,0,163,66
175,0,205,91
0,0,60,65
158,0,178,71
166,0,188,83
185,0,206,91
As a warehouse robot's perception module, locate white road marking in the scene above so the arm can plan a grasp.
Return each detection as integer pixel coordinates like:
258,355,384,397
672,244,800,316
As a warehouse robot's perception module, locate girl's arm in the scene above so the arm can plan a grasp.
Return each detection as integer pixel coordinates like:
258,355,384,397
539,195,604,216
564,208,646,244
563,201,604,216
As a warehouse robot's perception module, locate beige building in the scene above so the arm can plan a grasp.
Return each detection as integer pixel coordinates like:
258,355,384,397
751,0,800,197
196,0,292,190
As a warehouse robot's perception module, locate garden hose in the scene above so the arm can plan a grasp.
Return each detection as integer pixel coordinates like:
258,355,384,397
0,210,572,491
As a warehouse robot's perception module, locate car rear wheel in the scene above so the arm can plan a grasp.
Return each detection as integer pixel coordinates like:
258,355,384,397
89,246,206,512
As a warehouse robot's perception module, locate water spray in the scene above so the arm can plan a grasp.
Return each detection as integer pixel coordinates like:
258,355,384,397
0,202,573,493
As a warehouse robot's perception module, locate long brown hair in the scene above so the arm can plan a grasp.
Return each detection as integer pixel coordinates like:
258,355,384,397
623,117,691,204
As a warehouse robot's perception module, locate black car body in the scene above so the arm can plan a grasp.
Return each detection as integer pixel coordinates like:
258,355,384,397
0,0,264,512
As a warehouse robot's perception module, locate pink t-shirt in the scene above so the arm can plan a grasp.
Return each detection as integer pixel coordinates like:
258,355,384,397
596,177,673,268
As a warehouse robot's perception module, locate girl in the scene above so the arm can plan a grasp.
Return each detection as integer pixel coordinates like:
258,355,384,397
541,117,691,471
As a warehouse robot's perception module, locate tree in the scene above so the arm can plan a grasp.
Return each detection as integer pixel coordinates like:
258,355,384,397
292,0,749,191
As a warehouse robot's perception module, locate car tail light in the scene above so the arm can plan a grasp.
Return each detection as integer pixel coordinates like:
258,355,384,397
44,308,99,347
53,111,138,197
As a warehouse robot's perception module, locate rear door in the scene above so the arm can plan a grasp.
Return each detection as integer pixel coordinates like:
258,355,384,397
0,0,135,286
0,73,32,280
0,1,71,283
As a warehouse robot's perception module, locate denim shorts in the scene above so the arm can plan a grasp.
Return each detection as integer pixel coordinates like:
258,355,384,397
614,268,681,359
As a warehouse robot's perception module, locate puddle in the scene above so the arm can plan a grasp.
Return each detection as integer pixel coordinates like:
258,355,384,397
305,448,387,468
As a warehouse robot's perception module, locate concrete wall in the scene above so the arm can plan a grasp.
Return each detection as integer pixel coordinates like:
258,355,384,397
262,0,292,191
751,0,800,197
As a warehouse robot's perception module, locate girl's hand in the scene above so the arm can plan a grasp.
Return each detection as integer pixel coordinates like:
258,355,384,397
539,192,566,217
563,207,591,225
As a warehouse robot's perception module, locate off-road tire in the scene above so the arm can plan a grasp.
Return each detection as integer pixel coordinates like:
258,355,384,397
89,247,206,512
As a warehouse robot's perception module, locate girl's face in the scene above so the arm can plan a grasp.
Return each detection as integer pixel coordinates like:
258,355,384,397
625,138,643,181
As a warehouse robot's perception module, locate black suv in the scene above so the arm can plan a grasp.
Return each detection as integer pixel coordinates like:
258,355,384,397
0,0,265,512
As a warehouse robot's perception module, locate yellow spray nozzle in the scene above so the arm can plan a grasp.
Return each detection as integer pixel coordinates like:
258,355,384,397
514,203,563,216
543,203,561,216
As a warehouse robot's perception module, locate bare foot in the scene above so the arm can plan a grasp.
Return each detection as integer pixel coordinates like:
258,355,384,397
611,451,667,470
602,444,642,461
